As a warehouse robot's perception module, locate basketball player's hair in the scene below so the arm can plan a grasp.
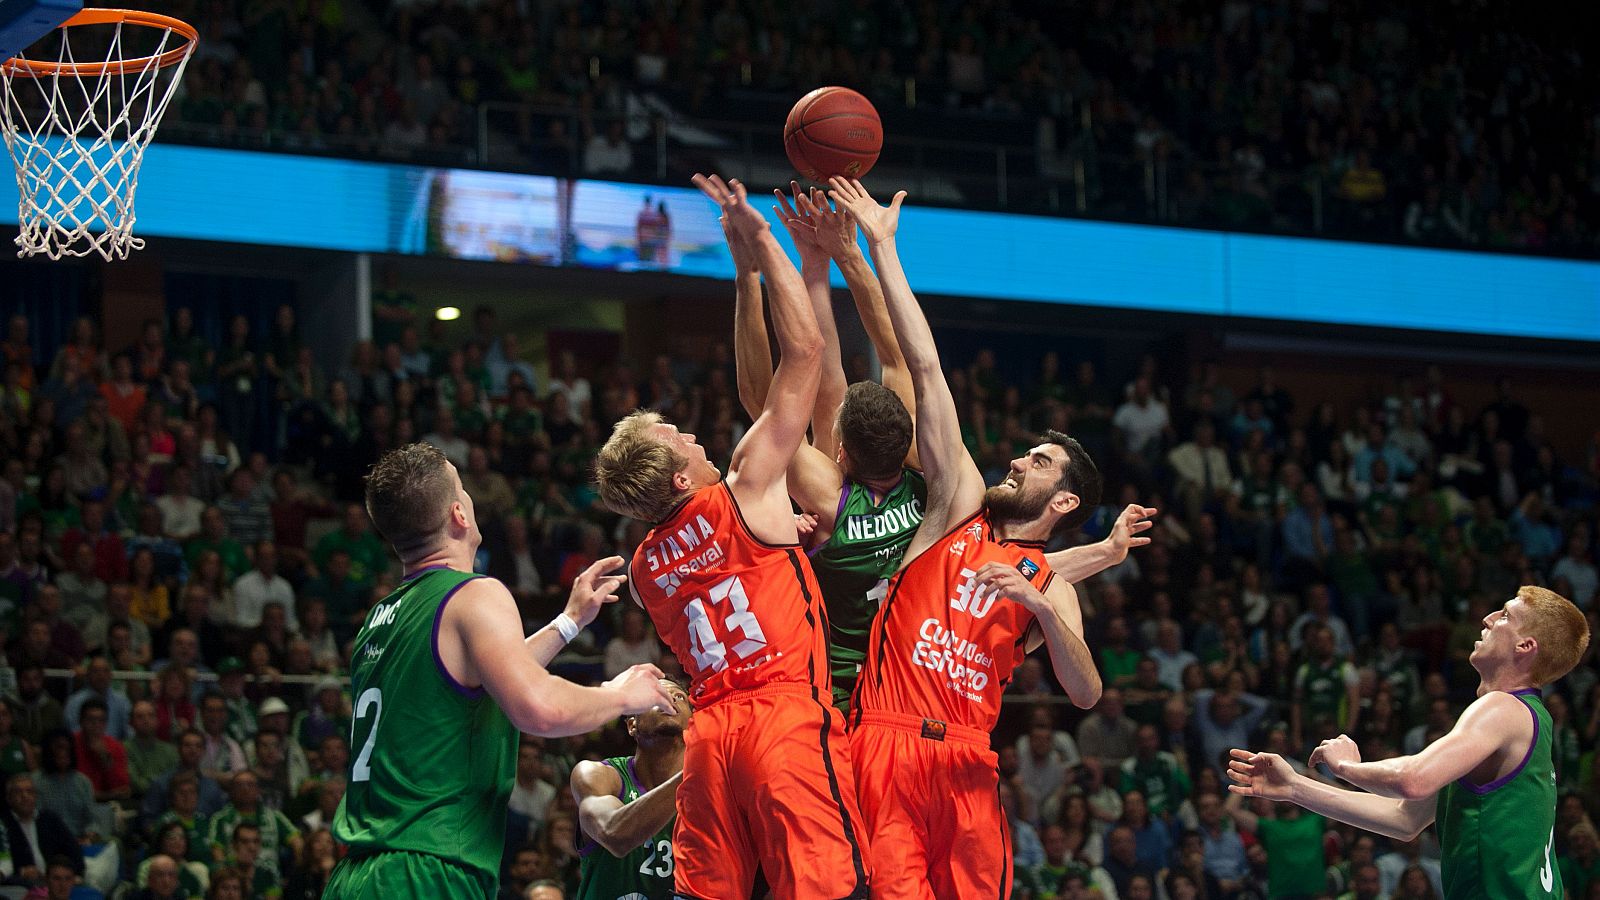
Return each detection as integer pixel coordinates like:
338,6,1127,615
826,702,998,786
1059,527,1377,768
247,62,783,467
594,410,684,522
837,381,913,481
1040,429,1103,532
364,443,457,559
1519,585,1590,685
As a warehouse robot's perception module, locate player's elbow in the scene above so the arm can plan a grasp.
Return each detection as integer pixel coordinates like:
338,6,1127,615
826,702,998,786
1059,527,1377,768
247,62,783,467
1069,673,1103,710
509,696,574,738
783,332,826,367
592,830,642,858
1396,773,1435,802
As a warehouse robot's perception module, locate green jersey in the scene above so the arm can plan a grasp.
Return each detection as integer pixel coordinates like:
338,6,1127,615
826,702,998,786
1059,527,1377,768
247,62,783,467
575,757,675,900
811,468,926,709
1437,690,1560,900
1295,657,1355,726
332,568,518,887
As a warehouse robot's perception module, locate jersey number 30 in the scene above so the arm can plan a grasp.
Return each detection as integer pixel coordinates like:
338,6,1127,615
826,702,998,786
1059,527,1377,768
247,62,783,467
685,575,768,674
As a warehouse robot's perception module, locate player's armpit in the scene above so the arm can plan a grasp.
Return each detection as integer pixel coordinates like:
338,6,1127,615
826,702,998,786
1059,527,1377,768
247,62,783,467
788,443,846,535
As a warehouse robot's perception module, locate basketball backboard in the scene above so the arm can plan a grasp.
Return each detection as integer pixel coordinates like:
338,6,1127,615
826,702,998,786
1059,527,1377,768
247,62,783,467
0,0,80,62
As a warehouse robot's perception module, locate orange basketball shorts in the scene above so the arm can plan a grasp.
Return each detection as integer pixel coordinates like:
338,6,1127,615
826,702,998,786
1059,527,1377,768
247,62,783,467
673,682,871,900
849,710,1011,900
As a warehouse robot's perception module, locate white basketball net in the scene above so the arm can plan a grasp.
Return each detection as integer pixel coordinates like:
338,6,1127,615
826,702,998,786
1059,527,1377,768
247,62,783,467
0,16,194,260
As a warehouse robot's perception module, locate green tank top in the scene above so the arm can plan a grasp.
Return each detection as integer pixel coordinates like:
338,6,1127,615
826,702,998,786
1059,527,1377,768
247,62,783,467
1437,690,1560,900
332,567,518,884
1296,658,1350,724
576,757,676,900
811,468,926,709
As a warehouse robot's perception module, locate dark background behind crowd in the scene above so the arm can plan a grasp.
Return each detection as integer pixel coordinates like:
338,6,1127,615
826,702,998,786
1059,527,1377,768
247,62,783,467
143,0,1599,255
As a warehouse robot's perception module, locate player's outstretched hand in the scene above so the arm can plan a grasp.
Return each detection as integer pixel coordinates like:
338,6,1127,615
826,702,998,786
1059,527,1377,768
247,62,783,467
971,561,1048,613
794,512,819,538
1105,504,1158,564
798,189,860,260
1226,748,1297,802
773,181,823,259
564,555,628,630
827,177,904,246
606,663,676,716
1309,734,1362,772
693,173,767,237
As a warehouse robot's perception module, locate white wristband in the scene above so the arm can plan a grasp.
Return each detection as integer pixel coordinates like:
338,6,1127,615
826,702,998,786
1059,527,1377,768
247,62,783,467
551,613,581,644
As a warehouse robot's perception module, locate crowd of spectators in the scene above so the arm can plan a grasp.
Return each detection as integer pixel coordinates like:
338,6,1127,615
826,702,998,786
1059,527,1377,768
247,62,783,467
1,293,1599,900
144,0,1598,255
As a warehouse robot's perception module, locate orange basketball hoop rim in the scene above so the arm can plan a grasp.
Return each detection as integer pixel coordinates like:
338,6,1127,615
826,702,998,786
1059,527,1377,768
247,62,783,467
1,8,196,78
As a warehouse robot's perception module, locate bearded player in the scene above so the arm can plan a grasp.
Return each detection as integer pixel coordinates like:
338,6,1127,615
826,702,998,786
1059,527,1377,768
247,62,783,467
734,184,1155,714
1229,586,1588,900
595,174,869,900
327,444,674,899
826,176,1102,900
571,678,692,900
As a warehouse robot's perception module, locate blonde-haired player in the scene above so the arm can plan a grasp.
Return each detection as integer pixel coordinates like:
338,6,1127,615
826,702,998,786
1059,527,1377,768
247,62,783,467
596,174,870,900
1229,586,1589,900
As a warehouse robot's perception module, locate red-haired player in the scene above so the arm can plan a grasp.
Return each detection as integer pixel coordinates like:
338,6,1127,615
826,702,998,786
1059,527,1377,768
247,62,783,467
829,177,1103,900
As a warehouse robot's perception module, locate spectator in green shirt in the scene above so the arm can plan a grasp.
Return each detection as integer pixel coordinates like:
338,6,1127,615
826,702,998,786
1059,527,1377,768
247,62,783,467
125,700,176,800
1560,821,1600,900
311,505,388,585
185,507,250,580
1229,792,1326,899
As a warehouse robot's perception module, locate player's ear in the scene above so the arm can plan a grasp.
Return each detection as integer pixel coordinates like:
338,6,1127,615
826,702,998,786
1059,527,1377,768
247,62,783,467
451,500,468,529
1051,490,1080,518
671,469,694,492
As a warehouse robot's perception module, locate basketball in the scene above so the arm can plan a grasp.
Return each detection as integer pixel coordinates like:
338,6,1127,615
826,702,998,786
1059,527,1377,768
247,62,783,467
783,86,882,183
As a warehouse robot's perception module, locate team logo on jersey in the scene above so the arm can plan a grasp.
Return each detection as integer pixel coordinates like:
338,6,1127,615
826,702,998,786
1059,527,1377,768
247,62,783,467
1017,558,1040,582
949,539,967,555
654,572,683,597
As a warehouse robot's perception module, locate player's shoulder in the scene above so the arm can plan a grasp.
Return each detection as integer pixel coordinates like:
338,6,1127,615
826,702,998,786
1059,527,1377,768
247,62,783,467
571,757,625,797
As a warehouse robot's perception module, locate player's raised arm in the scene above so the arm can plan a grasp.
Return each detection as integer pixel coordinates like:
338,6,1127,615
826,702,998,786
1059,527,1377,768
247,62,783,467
571,762,683,857
727,214,773,423
440,577,674,737
829,177,983,557
774,183,847,461
804,187,919,469
523,555,628,666
1307,690,1531,800
1227,749,1437,841
979,563,1100,708
1045,504,1158,582
694,174,824,542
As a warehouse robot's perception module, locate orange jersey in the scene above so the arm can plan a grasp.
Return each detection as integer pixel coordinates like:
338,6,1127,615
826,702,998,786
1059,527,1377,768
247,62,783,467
853,510,1053,733
631,483,833,706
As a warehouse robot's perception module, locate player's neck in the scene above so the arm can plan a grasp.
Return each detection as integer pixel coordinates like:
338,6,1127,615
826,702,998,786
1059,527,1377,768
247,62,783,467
633,741,684,790
992,517,1052,545
1476,666,1537,697
401,543,475,578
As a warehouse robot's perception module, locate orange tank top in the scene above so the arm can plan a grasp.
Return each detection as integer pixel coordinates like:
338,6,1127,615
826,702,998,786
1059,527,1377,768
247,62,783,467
630,483,832,706
853,510,1053,733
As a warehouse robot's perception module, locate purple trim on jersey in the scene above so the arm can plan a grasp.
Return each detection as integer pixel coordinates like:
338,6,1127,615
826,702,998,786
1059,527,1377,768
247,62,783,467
402,564,451,582
431,576,487,699
1459,690,1539,794
626,756,642,798
809,485,854,559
